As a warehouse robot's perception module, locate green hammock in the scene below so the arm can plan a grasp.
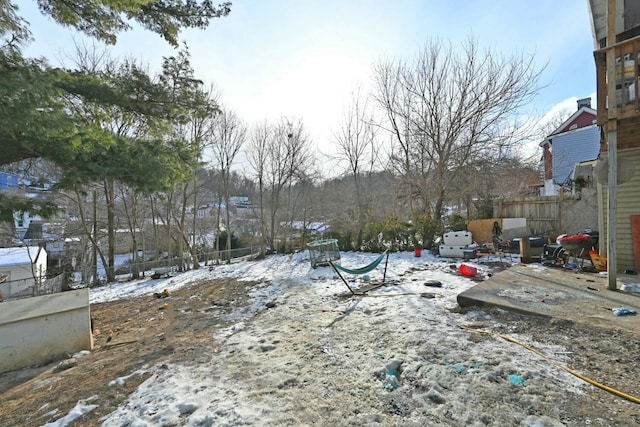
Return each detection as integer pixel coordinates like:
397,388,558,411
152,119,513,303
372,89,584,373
329,251,389,295
331,251,388,274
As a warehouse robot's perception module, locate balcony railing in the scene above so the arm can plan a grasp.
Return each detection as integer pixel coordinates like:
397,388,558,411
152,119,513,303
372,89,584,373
595,34,640,125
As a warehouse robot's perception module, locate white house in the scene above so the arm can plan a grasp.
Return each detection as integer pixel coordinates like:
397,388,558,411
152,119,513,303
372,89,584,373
0,246,47,299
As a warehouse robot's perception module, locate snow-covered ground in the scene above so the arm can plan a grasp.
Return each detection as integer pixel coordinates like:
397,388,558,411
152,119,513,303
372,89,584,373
49,250,591,426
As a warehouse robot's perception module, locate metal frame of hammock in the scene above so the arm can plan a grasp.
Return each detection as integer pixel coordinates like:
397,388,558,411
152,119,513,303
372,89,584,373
329,251,389,295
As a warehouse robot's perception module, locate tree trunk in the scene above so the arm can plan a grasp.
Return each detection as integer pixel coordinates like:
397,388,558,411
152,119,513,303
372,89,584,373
92,189,98,284
177,183,188,272
105,179,116,282
191,178,199,269
259,177,266,256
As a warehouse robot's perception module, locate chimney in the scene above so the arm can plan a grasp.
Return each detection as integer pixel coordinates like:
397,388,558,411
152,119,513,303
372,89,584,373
577,97,591,110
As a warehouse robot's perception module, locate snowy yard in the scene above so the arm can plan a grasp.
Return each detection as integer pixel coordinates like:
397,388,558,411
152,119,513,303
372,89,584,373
21,250,637,426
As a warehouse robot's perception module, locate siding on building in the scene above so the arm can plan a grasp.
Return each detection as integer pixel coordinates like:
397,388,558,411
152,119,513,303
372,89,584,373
557,111,596,133
551,125,601,185
0,173,19,190
598,147,640,272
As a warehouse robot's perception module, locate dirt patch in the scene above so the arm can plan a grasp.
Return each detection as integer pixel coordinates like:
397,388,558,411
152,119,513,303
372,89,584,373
0,277,260,426
474,309,640,425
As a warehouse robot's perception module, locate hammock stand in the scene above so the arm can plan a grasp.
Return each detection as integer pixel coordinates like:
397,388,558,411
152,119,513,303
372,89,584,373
329,251,389,295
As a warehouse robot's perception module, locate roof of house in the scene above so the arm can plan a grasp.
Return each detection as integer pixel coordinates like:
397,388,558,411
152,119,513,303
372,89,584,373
290,221,331,232
551,125,601,185
539,106,598,147
551,106,597,135
0,246,45,268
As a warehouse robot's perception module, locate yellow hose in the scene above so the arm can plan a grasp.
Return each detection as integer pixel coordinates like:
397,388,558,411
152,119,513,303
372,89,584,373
460,326,640,404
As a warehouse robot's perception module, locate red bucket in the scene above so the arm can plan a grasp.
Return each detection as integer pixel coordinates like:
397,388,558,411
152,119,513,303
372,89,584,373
414,248,422,257
459,263,477,277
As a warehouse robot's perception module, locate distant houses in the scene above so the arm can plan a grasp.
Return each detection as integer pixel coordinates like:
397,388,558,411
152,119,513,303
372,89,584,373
290,221,331,236
0,245,47,299
0,172,18,190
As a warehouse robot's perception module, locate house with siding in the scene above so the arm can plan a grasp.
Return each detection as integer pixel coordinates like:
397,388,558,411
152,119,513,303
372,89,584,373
0,172,19,190
0,245,47,299
589,0,640,283
539,98,599,196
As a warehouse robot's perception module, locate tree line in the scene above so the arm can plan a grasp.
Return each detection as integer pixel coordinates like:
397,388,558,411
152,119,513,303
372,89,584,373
1,2,543,283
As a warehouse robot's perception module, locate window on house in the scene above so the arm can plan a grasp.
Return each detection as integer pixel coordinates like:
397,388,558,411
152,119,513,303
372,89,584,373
569,124,578,130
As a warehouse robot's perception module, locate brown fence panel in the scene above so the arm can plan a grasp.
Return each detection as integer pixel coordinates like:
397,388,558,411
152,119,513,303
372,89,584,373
494,197,561,237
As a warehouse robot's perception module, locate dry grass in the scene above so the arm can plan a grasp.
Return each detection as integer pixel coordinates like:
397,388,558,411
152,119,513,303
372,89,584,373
0,277,259,426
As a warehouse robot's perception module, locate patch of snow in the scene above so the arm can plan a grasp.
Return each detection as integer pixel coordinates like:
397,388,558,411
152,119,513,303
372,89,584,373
42,395,98,427
621,283,640,294
108,368,147,387
72,350,91,358
82,251,588,425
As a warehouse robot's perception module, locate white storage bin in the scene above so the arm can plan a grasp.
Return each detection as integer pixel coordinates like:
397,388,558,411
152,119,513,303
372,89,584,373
438,245,466,258
443,231,472,246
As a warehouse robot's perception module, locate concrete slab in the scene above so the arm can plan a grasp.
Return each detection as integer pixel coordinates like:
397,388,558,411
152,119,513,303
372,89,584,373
457,264,640,334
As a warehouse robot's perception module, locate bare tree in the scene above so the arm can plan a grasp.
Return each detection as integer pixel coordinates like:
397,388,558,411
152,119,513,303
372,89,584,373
247,120,271,255
373,37,543,245
371,60,420,228
208,109,246,262
264,121,292,252
333,88,380,248
246,117,314,252
282,118,314,251
174,84,220,271
118,184,143,278
537,107,574,141
294,170,319,249
61,44,133,282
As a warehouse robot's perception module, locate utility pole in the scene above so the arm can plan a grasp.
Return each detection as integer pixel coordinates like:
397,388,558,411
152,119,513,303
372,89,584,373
606,0,618,290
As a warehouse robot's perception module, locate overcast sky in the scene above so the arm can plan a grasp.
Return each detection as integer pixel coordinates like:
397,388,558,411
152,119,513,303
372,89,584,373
20,0,597,174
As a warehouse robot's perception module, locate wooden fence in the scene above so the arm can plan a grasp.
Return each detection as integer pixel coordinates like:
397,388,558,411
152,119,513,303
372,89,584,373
491,191,598,239
493,196,561,237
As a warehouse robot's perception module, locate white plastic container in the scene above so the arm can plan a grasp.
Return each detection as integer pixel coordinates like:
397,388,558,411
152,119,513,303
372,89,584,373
438,245,467,258
443,231,472,246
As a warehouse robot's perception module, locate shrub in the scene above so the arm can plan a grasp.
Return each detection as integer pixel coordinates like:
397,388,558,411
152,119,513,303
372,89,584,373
362,215,413,252
413,213,442,249
448,213,467,231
